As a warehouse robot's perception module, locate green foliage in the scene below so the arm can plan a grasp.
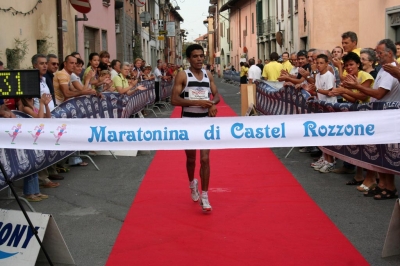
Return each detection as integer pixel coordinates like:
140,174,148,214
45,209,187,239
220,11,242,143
6,38,29,69
182,42,195,59
132,35,142,59
37,35,55,55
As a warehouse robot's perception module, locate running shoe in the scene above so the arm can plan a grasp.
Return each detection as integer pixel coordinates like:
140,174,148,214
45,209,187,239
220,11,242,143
189,179,200,202
299,147,314,153
319,163,335,173
313,160,328,171
310,156,324,168
200,195,212,211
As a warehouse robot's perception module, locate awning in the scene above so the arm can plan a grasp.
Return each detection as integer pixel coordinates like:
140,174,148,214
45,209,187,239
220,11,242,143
219,0,240,12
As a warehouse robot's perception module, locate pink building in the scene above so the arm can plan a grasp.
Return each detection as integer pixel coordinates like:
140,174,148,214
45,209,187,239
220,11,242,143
220,0,257,69
76,0,117,63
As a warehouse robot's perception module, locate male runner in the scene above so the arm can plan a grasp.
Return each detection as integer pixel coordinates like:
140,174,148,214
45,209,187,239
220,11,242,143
171,44,220,212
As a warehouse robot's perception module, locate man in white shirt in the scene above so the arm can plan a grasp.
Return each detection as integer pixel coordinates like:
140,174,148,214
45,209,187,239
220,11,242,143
110,59,121,80
32,54,55,113
247,58,261,84
349,39,400,200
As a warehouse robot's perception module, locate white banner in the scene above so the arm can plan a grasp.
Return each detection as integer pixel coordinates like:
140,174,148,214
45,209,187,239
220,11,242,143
1,110,399,151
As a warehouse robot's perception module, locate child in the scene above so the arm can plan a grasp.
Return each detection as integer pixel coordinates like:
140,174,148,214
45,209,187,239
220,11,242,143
20,94,52,201
311,54,337,173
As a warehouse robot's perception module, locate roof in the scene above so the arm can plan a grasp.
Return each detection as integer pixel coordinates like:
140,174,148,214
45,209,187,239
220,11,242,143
168,3,184,22
194,34,208,42
219,0,241,12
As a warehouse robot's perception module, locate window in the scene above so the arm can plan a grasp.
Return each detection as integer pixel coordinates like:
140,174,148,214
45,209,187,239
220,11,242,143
252,13,254,34
281,0,284,19
295,0,298,12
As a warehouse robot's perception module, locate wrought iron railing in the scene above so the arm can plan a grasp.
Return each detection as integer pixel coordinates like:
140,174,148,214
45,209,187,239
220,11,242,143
256,16,276,36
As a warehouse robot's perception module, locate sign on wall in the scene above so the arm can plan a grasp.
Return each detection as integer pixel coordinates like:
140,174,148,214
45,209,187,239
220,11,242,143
166,22,176,37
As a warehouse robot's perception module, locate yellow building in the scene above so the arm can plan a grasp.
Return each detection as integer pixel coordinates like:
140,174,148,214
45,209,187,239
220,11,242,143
298,0,400,50
0,0,76,69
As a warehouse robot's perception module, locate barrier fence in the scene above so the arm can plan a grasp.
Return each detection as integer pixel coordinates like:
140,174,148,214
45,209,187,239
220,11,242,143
0,80,174,191
255,79,400,175
222,70,240,83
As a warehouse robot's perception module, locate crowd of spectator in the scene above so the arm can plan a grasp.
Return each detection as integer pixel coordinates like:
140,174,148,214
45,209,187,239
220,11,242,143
234,31,400,200
0,51,185,202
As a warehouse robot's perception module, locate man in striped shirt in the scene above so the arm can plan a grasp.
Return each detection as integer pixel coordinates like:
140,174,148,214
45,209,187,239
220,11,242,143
171,44,220,212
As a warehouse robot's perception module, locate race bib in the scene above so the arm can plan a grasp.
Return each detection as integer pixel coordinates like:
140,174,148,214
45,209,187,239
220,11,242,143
188,87,209,100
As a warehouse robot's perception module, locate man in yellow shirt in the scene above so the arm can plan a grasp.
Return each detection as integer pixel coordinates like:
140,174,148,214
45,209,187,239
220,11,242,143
262,52,283,81
341,31,360,56
239,62,248,84
281,52,293,72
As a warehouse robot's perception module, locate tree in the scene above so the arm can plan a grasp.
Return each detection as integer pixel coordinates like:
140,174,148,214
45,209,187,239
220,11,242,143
182,42,196,59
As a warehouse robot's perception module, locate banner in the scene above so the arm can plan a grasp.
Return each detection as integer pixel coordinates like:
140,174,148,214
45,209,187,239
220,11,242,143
1,110,400,151
254,80,400,175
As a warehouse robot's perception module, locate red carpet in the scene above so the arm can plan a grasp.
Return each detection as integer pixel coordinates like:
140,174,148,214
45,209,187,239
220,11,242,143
107,98,368,265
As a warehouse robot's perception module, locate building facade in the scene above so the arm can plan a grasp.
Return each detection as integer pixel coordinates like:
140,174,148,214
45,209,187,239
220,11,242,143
219,0,258,69
0,0,77,68
77,0,117,64
298,0,400,51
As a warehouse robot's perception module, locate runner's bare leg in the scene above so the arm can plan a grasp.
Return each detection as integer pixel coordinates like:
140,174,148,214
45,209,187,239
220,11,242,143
185,150,196,182
200,149,210,191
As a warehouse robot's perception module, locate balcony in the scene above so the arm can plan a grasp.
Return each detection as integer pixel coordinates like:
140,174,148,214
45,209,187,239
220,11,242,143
256,16,276,36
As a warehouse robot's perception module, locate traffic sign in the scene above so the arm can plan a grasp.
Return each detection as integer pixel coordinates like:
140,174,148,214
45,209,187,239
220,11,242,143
142,22,150,27
140,12,151,22
159,30,168,35
69,0,91,14
158,36,165,41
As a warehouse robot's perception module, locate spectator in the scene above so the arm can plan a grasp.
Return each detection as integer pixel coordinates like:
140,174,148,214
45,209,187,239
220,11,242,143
355,39,400,200
70,58,96,93
83,53,101,89
247,58,261,84
141,65,155,81
256,59,264,72
110,59,121,80
54,55,95,105
19,94,52,202
281,52,293,72
71,52,85,79
307,48,316,64
262,52,283,81
112,62,145,95
239,62,248,84
99,51,111,67
396,42,400,64
341,31,361,56
289,52,299,76
132,58,143,81
45,54,59,104
360,48,378,79
332,46,344,60
332,52,372,103
0,60,4,70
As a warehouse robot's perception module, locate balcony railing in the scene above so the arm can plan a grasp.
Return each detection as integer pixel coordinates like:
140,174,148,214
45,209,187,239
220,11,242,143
256,16,276,36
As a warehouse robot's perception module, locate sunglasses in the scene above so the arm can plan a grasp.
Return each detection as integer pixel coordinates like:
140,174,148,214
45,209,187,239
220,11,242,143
51,62,59,66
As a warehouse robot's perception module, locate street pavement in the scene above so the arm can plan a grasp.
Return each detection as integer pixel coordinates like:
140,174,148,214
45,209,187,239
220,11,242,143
1,77,400,265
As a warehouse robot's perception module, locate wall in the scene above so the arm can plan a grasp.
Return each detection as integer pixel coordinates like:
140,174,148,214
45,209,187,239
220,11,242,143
0,0,76,68
77,0,116,62
359,0,400,47
230,0,257,69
